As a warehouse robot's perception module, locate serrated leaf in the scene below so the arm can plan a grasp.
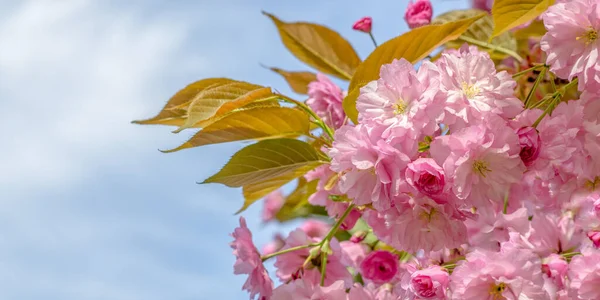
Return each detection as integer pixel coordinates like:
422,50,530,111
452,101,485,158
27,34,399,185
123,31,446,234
342,13,485,122
132,78,229,126
203,138,325,188
268,66,317,94
491,0,555,39
275,178,319,222
264,12,361,80
175,79,275,132
432,9,517,60
163,107,309,152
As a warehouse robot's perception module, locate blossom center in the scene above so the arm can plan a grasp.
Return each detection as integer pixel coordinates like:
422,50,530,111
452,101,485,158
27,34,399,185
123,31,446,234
578,27,599,45
394,98,407,115
472,160,491,178
461,82,480,99
489,282,507,299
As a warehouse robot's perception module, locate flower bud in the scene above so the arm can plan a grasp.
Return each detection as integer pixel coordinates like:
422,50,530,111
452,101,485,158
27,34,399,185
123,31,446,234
352,17,372,33
405,158,446,199
404,0,433,29
360,250,399,284
516,126,542,166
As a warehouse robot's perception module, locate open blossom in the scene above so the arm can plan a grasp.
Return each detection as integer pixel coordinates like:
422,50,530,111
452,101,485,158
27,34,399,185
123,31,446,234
437,45,523,129
430,117,525,205
307,73,346,129
352,17,372,33
272,278,347,300
360,250,399,284
542,254,569,289
465,206,529,251
327,123,416,211
262,234,285,256
349,283,402,300
541,0,600,92
568,252,600,299
262,190,284,222
231,217,274,300
450,247,548,299
304,165,361,230
404,0,433,29
299,220,330,239
274,229,352,287
356,58,442,136
378,201,468,253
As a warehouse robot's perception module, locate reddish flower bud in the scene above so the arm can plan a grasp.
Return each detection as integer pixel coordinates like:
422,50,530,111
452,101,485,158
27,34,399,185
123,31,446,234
352,17,372,33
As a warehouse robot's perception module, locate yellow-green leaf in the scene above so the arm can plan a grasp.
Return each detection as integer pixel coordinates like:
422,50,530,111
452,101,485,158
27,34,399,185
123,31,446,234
268,66,317,94
175,79,275,132
343,13,485,122
163,107,309,152
264,11,361,80
132,78,229,126
203,138,325,187
513,19,547,41
432,9,517,60
275,178,319,222
491,0,555,39
239,166,317,213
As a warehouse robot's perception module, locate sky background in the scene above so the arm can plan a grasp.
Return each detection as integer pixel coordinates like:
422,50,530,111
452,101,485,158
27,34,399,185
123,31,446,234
0,0,471,299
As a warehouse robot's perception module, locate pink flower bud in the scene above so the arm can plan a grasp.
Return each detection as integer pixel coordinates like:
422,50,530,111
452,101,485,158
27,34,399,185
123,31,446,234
409,266,449,299
405,158,446,199
587,231,600,248
541,254,568,288
516,126,542,166
262,189,284,222
472,0,493,12
350,231,368,243
360,250,398,284
404,0,433,29
261,233,285,255
352,17,372,33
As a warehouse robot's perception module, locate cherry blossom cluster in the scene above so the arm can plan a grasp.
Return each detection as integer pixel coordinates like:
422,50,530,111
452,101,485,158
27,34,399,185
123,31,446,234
230,0,600,299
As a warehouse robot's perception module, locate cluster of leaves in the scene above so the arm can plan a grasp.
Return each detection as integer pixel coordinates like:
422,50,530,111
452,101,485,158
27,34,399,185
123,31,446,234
133,0,555,221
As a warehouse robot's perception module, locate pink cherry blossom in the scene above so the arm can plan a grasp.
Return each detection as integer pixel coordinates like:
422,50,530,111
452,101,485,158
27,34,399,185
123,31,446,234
348,283,402,300
404,0,433,29
399,265,449,299
516,126,542,166
541,0,600,92
541,254,569,289
262,190,284,222
521,212,583,257
436,45,523,129
327,123,416,211
405,158,446,199
430,117,525,205
304,165,361,230
262,233,285,256
272,278,347,300
360,250,399,284
450,247,548,299
299,220,330,239
352,17,373,33
465,206,529,251
340,241,369,270
356,58,442,137
307,73,346,129
568,252,600,299
377,201,468,253
274,229,352,287
231,217,274,299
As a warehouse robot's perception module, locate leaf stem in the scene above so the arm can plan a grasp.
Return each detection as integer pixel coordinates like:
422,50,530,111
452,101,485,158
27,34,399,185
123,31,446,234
511,64,545,79
320,251,328,286
524,67,546,108
278,94,335,140
457,35,523,63
261,243,318,262
368,32,378,48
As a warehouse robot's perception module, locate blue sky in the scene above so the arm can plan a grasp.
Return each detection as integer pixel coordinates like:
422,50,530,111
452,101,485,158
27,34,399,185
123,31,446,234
0,0,470,299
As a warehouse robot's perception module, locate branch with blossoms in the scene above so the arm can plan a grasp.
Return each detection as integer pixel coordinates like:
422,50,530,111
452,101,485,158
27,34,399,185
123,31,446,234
134,0,600,299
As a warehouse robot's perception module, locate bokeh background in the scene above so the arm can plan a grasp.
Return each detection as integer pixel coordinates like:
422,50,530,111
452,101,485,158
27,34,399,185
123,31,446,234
0,0,471,299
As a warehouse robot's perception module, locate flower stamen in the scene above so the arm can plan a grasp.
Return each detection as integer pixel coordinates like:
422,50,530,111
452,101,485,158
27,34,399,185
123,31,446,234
489,282,506,299
394,98,407,115
461,82,480,99
577,27,598,45
473,160,491,178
